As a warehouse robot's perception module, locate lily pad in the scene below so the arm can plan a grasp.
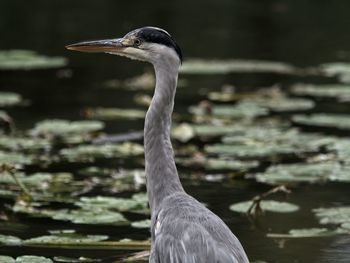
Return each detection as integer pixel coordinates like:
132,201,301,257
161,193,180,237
131,219,151,229
177,156,259,171
313,206,350,225
0,92,23,107
0,151,33,165
291,84,350,101
256,161,350,184
60,142,144,162
0,136,51,152
229,200,299,213
53,256,101,262
24,232,108,244
319,63,350,83
293,114,350,130
180,59,296,75
30,120,104,138
84,108,145,120
0,256,15,263
189,102,269,120
0,50,67,70
267,228,347,238
16,256,53,263
0,234,22,246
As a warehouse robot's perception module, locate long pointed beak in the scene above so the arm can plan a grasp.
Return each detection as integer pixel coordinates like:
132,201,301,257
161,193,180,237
65,38,124,53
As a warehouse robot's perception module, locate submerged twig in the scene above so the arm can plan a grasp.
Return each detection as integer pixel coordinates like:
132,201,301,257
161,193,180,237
247,185,291,216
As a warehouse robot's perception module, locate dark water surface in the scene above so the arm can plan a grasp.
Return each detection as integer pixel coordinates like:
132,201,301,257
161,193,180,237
1,0,350,262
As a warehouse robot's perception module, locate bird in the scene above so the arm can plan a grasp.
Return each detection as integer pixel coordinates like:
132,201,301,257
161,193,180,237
66,26,249,263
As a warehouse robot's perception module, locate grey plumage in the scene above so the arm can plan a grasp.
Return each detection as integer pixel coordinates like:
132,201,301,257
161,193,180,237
66,26,249,263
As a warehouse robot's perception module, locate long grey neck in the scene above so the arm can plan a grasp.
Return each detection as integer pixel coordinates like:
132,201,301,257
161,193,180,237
144,59,184,213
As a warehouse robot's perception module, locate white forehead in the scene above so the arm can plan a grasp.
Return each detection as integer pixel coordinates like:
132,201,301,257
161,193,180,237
143,26,171,37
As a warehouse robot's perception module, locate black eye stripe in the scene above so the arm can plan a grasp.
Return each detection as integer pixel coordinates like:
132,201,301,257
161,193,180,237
133,27,183,62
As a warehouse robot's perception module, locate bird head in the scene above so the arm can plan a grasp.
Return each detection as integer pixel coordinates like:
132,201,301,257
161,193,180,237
66,26,182,65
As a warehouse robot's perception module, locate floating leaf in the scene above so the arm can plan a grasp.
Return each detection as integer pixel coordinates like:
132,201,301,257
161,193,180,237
0,150,33,165
30,120,104,138
256,162,350,184
60,142,144,162
0,50,67,70
180,59,296,75
0,256,15,263
313,207,350,225
293,114,350,130
230,200,299,213
291,84,350,101
189,102,268,120
24,232,108,245
319,63,350,83
0,92,23,107
53,256,101,262
76,193,148,213
0,234,22,246
244,97,314,112
84,108,145,120
131,219,151,229
15,255,53,263
0,136,51,152
177,156,259,171
267,228,346,238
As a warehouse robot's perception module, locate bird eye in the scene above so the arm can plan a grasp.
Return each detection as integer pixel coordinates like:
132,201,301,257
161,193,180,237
134,39,142,46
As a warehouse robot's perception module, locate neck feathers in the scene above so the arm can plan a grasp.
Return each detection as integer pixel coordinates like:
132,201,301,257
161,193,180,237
144,58,183,212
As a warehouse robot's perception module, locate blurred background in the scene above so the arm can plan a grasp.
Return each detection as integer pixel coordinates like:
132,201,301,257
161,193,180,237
1,0,350,262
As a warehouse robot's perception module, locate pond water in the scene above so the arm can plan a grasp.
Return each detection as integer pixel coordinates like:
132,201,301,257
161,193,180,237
1,0,350,262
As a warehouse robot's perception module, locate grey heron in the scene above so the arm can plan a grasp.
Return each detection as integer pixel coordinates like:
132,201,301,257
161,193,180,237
66,26,249,263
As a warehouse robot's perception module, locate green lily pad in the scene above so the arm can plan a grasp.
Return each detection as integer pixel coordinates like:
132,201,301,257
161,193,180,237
319,63,350,83
0,50,67,70
177,156,259,171
0,136,51,152
244,97,314,112
256,161,350,184
51,208,129,225
24,232,108,244
53,256,101,262
313,207,350,225
0,256,15,263
293,114,350,130
0,150,33,165
131,219,151,229
291,84,350,101
230,200,299,213
267,228,347,238
60,142,144,162
30,119,104,138
0,234,22,246
189,102,269,120
180,59,296,75
16,255,53,263
76,193,148,213
84,108,146,120
0,92,23,107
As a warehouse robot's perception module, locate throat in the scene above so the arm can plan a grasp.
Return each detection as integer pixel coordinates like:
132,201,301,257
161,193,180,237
144,61,184,213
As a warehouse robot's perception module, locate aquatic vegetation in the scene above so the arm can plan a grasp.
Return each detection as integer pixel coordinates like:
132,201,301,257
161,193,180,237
256,161,350,184
293,114,350,130
267,228,347,238
180,59,297,75
84,107,146,120
0,50,67,71
230,200,299,213
291,84,350,101
30,119,105,138
0,92,24,107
